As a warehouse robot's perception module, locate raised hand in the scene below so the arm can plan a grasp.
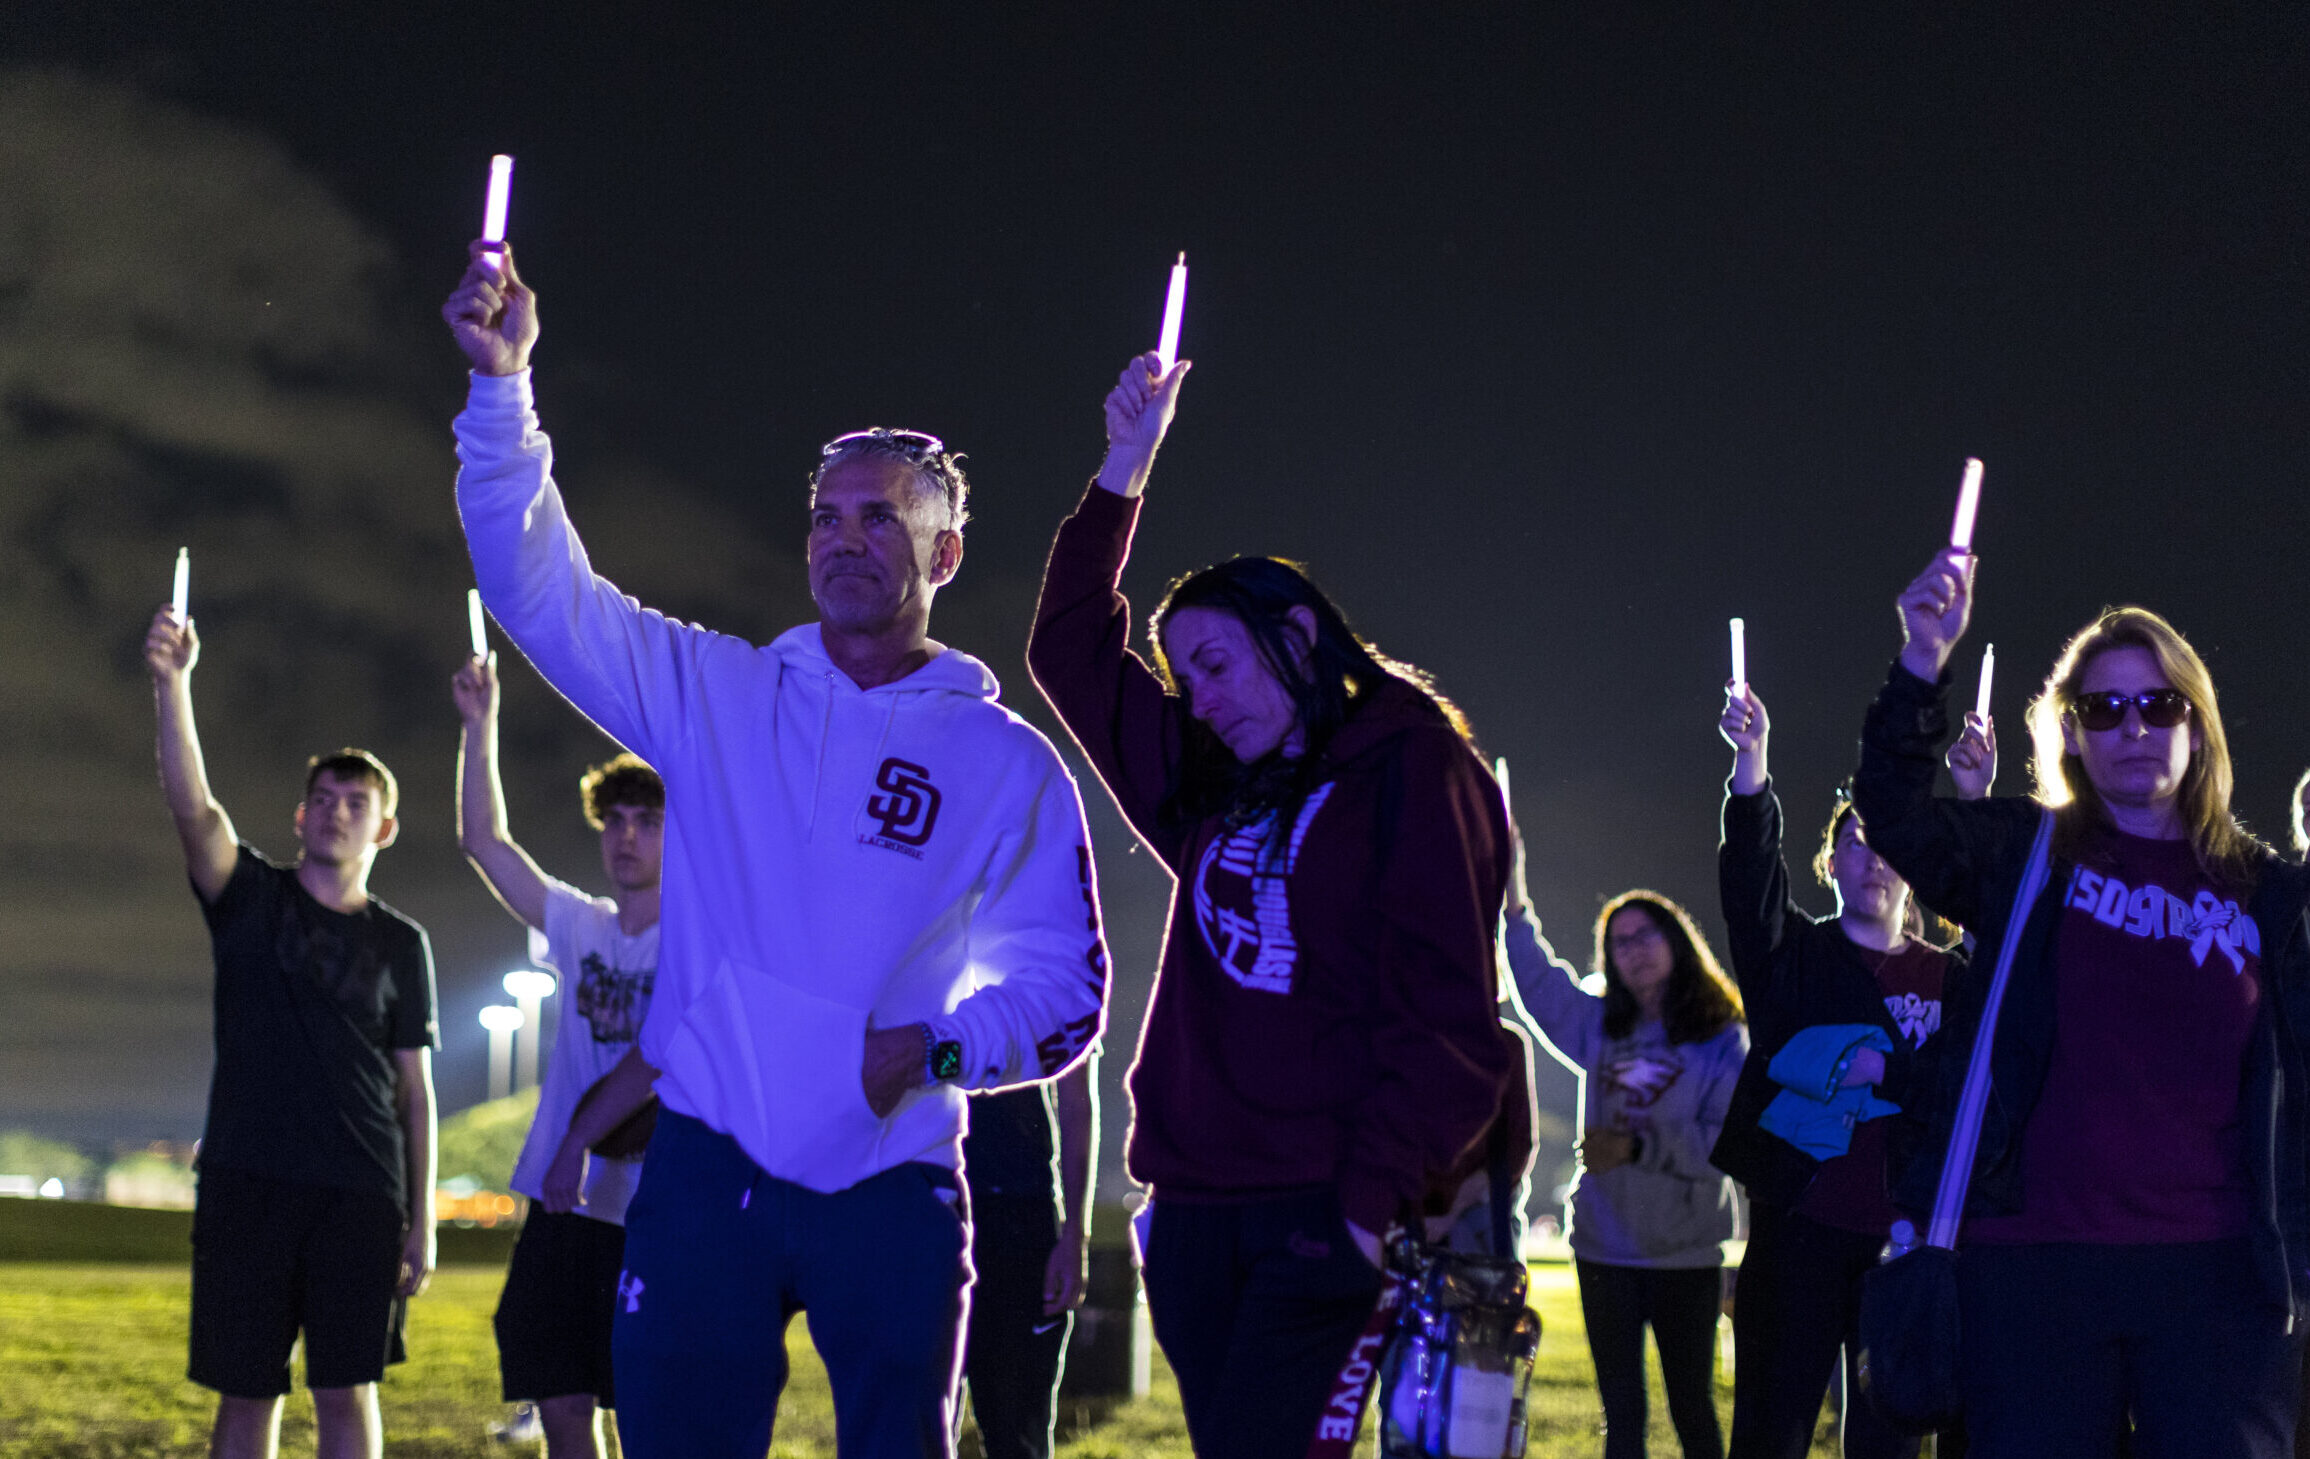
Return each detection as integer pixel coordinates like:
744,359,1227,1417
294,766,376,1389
1947,710,1998,800
145,607,198,682
1718,683,1769,756
1720,682,1769,794
1897,548,1975,683
442,240,539,377
451,652,500,727
1095,351,1191,499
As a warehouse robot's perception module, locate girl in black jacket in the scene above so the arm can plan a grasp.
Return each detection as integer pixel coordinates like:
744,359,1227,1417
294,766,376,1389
1712,684,1986,1459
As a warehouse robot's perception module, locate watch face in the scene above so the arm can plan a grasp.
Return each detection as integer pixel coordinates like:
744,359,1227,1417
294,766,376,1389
931,1040,965,1082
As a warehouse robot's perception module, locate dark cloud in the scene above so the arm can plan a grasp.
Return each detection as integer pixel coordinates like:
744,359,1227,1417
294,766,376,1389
0,70,819,1138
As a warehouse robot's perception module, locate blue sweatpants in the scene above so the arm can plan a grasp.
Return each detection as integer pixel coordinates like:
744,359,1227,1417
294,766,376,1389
612,1110,974,1459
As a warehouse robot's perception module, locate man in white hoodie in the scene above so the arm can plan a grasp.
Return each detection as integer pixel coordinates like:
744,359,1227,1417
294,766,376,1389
442,242,1109,1459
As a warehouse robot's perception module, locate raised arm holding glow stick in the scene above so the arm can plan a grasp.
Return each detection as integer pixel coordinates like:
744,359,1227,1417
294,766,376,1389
467,587,489,660
172,548,190,619
1155,253,1187,372
1730,617,1748,696
1950,457,1984,552
481,155,515,260
1975,643,1996,722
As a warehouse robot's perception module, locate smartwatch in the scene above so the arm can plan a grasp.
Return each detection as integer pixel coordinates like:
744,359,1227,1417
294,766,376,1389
921,1024,965,1085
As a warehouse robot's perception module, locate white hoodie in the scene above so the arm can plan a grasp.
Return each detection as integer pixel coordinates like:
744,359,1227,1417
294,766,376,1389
454,371,1108,1194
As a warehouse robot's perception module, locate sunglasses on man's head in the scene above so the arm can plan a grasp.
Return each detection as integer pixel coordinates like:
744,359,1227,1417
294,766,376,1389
820,428,947,459
2071,689,2192,733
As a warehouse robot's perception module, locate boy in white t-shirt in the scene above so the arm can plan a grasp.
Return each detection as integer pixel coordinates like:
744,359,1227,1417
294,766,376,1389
455,652,663,1459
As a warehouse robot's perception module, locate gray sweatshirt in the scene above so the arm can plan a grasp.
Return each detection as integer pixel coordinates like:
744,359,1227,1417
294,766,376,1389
1504,908,1746,1269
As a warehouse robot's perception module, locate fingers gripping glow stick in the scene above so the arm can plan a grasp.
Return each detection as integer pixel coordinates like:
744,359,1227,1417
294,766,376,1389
482,155,515,255
467,588,489,660
1950,457,1984,552
1975,643,1996,722
1156,253,1188,372
172,548,189,618
1729,617,1747,695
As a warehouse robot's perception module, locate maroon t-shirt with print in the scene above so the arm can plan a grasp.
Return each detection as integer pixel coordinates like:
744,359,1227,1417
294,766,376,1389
1797,939,1954,1233
1969,830,2263,1245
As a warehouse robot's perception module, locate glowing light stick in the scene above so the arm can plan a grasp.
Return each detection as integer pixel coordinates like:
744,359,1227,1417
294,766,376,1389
467,587,488,660
171,548,189,618
1950,457,1984,552
1493,755,1511,809
482,155,515,258
1975,643,1996,722
1729,617,1747,695
1155,253,1188,372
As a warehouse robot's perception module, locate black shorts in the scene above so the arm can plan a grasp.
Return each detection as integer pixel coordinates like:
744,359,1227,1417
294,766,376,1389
189,1167,408,1398
494,1209,627,1406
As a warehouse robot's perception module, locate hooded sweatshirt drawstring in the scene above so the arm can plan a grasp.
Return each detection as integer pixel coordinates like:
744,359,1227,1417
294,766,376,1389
807,670,836,840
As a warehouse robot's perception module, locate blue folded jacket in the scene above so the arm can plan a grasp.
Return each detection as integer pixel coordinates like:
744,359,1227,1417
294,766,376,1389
1758,1023,1901,1160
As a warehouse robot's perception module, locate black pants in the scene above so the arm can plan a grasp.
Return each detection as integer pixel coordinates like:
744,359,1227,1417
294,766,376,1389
962,1195,1071,1459
1959,1238,2299,1459
1576,1259,1724,1459
1142,1192,1387,1459
1728,1203,1919,1459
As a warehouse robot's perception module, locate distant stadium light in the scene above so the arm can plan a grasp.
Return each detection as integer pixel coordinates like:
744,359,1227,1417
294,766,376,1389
502,970,556,1095
479,1004,524,1101
38,1178,63,1199
502,969,557,1001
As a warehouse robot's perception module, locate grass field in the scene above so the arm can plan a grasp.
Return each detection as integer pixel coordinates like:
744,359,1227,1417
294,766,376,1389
0,1255,1843,1457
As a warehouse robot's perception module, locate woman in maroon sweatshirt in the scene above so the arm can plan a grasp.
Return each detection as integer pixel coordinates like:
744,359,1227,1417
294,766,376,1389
1028,353,1520,1459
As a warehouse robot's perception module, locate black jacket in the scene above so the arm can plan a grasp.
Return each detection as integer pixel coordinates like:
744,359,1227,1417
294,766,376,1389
1709,782,1964,1209
1856,660,2310,1322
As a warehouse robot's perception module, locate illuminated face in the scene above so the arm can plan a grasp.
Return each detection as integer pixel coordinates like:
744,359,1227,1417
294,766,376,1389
1161,606,1310,764
597,803,665,893
2061,646,2199,815
1606,905,1675,1006
1829,816,1910,925
294,771,395,867
807,457,960,635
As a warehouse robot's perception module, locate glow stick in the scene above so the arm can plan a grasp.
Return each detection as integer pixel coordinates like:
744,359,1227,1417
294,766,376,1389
1950,457,1984,552
1975,643,1996,722
482,155,515,254
171,548,189,618
1729,617,1747,694
1155,252,1188,371
1493,756,1511,811
467,587,488,660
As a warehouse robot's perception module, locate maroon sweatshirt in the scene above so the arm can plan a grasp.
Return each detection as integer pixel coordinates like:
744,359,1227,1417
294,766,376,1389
1028,484,1519,1235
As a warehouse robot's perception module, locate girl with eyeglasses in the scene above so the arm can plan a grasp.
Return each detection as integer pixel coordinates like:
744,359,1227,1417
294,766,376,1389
1027,354,1525,1459
1502,858,1745,1459
1709,685,1990,1459
1851,549,2310,1459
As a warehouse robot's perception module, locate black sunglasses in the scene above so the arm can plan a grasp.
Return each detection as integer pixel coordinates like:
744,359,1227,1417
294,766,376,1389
2071,689,2192,733
820,428,947,459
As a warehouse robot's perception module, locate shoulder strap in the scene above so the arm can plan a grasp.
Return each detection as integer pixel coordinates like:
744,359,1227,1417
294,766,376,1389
1925,808,2056,1250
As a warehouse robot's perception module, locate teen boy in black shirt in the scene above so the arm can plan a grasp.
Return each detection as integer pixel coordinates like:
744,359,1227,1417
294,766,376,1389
146,604,440,1459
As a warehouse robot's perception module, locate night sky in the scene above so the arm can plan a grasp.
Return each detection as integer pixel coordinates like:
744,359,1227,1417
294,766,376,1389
5,6,2306,1205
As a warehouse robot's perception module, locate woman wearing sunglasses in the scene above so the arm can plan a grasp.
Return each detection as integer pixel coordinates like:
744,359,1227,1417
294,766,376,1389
1027,353,1523,1459
1851,548,2310,1459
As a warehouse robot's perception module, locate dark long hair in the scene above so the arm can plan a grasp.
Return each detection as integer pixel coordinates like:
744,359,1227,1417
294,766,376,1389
1590,890,1744,1045
1150,555,1468,840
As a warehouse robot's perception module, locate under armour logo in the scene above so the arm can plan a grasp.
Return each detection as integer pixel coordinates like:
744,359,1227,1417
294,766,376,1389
859,758,942,853
617,1271,646,1314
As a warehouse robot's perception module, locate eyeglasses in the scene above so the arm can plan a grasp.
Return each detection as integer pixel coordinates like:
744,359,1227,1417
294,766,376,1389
2071,689,2192,733
820,428,946,459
